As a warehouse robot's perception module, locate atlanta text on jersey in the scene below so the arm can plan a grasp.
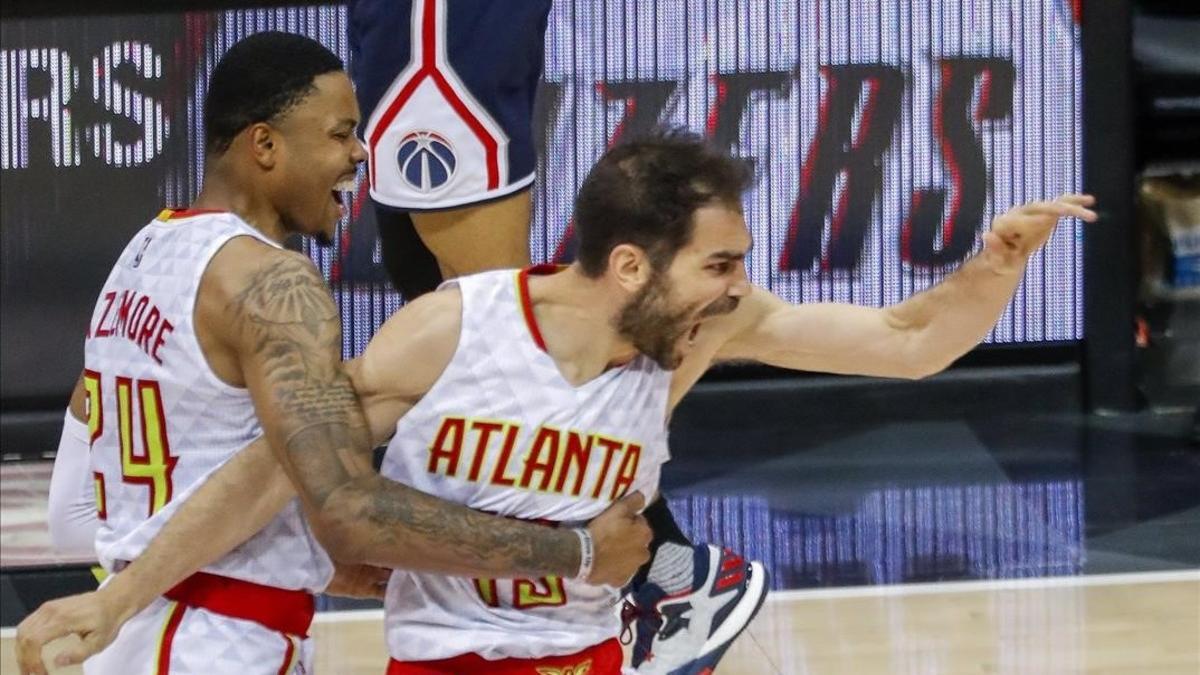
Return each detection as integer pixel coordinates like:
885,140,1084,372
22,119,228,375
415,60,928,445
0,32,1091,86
427,417,643,502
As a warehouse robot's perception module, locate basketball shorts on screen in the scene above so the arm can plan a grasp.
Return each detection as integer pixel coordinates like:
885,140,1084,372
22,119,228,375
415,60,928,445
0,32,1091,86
351,0,550,211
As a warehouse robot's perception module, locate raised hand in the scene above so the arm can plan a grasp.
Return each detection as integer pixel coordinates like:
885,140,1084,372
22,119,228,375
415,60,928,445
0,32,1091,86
981,194,1098,275
584,492,652,587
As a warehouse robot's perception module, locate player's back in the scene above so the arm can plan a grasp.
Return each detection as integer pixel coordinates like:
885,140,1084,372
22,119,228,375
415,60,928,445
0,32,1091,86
84,209,331,593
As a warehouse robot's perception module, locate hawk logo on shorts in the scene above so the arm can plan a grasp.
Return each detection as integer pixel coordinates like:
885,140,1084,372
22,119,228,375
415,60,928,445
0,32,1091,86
534,659,592,675
396,131,457,193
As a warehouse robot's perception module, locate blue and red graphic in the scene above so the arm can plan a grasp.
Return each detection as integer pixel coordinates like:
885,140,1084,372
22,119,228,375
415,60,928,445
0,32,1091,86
396,131,457,193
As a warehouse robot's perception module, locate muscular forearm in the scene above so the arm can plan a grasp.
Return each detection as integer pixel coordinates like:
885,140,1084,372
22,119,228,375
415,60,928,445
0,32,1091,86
228,254,581,580
97,438,294,617
318,472,581,578
887,253,1023,373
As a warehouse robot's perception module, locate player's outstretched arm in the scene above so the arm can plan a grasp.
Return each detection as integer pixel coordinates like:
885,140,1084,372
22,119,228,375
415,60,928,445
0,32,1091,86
716,195,1097,378
15,434,295,675
218,242,649,581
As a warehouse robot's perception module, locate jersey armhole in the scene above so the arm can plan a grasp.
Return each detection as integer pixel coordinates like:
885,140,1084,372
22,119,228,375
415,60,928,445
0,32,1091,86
188,234,283,394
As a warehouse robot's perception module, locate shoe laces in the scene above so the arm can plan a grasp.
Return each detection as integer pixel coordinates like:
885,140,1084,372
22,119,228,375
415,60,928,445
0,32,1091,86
619,599,663,645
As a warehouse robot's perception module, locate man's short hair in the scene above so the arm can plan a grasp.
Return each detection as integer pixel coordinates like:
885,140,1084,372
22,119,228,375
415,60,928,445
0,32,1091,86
204,31,343,156
573,128,753,277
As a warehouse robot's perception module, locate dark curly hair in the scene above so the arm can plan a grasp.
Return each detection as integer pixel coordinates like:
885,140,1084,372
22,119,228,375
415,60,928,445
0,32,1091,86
204,31,343,156
573,128,752,277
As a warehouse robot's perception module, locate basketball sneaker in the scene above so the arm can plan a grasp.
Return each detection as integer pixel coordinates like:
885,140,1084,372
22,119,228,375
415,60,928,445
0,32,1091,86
622,545,769,674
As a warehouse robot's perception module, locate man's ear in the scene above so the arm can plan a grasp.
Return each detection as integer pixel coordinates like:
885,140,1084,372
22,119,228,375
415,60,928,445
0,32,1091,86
247,123,278,169
609,243,652,293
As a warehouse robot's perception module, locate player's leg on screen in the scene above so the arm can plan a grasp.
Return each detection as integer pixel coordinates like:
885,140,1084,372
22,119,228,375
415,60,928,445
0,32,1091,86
625,496,769,675
409,188,533,278
375,203,444,299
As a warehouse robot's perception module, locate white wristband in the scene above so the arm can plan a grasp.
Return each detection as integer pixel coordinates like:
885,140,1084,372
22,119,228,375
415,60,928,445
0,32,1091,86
572,528,594,581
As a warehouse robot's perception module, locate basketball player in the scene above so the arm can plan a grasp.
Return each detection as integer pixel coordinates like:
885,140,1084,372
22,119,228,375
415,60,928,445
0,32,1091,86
341,131,1099,672
14,32,653,675
24,129,1097,673
350,3,769,669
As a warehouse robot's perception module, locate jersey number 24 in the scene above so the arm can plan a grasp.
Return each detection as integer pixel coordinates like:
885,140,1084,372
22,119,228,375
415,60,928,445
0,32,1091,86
84,370,178,519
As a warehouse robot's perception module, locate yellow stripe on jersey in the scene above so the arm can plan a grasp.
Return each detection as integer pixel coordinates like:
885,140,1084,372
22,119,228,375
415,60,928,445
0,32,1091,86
153,601,184,675
281,634,301,674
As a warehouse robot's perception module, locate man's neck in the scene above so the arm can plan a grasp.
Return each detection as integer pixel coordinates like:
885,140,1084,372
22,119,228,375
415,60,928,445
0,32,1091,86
526,266,638,384
191,167,288,245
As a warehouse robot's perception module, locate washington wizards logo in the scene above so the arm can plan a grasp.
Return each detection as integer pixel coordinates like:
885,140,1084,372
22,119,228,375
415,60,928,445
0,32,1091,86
396,131,457,193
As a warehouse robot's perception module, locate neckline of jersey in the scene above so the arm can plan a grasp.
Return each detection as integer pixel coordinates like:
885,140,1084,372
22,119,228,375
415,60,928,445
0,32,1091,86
516,264,562,353
158,208,229,221
515,265,637,390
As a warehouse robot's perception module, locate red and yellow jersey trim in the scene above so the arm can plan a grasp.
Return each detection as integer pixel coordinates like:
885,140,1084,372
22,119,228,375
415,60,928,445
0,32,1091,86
515,264,567,353
154,601,187,675
156,208,228,221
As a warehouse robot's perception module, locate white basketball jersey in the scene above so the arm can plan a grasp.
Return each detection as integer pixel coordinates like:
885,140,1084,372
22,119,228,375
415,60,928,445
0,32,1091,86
85,210,332,593
380,268,672,661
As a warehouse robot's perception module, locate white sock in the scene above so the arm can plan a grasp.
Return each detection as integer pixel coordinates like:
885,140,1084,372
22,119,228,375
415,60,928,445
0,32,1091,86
647,542,695,595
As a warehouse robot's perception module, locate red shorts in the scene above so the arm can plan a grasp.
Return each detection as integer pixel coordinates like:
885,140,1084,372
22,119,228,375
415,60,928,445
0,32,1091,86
386,638,623,674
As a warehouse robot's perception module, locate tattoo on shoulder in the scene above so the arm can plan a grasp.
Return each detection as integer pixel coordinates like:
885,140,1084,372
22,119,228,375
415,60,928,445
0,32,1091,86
227,254,366,501
231,255,338,338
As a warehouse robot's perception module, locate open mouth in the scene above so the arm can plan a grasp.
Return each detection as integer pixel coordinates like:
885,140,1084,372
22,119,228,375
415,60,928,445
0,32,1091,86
686,321,701,346
331,178,355,214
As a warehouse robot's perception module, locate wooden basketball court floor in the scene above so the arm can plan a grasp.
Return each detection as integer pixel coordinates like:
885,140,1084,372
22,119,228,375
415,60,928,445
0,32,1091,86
3,569,1196,674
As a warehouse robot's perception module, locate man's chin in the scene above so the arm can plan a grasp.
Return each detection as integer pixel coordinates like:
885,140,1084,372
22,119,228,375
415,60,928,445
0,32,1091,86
647,347,685,371
313,229,334,248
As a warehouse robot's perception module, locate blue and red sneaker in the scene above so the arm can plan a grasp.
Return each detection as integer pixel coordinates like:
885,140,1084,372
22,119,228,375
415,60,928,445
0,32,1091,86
622,545,769,674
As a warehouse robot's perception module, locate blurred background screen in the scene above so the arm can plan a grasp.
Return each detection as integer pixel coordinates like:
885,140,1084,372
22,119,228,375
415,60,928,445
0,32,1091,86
0,0,1084,405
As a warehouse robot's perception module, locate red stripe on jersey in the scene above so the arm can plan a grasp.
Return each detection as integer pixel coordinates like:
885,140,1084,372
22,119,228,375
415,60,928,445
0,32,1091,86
164,571,315,637
155,602,188,675
516,265,567,353
516,267,548,352
367,0,500,192
387,637,624,674
276,634,297,675
160,208,227,220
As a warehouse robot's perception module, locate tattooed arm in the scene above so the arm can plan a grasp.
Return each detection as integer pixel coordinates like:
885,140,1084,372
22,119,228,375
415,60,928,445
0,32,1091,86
209,241,591,576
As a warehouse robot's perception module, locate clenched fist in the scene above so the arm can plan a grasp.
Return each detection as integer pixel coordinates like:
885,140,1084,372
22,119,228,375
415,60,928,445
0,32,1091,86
584,492,652,587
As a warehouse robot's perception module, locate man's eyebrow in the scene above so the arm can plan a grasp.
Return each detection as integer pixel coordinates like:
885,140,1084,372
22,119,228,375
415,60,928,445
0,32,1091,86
706,250,746,262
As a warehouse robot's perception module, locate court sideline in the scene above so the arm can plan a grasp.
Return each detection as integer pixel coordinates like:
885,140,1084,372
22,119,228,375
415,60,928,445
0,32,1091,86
4,570,1196,674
